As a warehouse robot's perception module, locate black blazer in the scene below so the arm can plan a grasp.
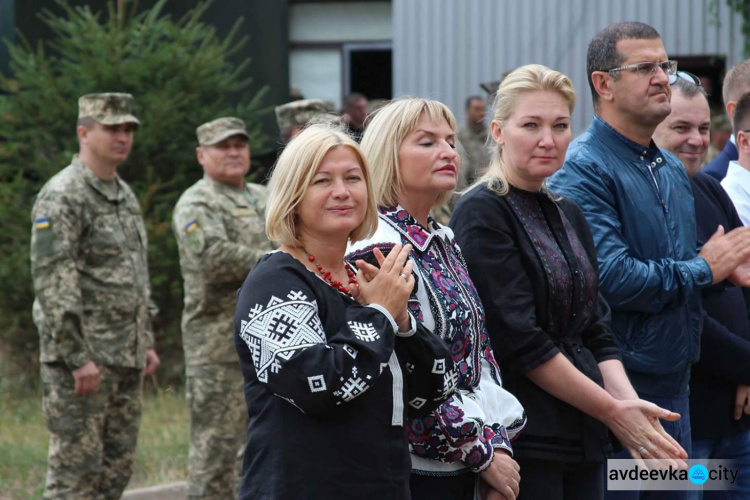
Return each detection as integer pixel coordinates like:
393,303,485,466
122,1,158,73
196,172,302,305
451,184,622,463
691,172,750,440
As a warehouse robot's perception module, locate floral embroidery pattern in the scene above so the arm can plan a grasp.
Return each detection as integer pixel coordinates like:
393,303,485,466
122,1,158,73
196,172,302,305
506,190,597,340
350,206,515,472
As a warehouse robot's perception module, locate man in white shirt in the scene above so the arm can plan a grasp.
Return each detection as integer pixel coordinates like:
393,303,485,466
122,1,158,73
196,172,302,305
722,92,750,226
703,59,750,181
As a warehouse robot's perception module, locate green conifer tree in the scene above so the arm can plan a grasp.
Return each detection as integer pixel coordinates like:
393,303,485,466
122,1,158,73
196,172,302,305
0,0,269,390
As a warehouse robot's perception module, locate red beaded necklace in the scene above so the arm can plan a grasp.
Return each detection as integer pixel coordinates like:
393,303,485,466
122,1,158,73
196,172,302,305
305,249,358,297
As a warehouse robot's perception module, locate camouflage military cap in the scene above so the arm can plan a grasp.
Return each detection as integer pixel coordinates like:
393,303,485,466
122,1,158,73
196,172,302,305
196,117,249,146
275,99,339,132
78,93,140,126
711,113,731,131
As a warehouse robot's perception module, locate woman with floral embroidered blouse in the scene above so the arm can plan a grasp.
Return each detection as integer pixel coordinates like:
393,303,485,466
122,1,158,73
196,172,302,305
233,125,456,499
347,98,526,500
450,65,688,499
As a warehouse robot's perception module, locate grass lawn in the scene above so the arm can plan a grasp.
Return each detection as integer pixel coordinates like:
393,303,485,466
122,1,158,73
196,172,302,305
0,386,189,499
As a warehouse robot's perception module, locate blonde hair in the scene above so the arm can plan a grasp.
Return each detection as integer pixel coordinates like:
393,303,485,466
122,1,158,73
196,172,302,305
265,124,378,246
360,97,458,208
472,64,576,195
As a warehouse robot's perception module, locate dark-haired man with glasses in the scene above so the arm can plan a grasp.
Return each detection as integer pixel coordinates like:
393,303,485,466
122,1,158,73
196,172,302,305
550,22,750,499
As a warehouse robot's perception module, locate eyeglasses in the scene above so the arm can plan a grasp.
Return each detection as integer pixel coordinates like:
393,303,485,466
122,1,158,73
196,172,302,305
605,60,678,78
668,71,702,86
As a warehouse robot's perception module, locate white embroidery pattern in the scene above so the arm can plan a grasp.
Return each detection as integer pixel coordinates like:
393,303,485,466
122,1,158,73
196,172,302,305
432,359,446,374
336,376,368,402
308,375,327,393
441,370,459,399
348,321,380,342
239,291,326,383
409,397,427,409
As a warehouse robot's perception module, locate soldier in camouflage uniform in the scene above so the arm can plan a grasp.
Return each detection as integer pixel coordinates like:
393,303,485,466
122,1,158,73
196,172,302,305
173,117,274,499
275,98,340,144
31,93,160,499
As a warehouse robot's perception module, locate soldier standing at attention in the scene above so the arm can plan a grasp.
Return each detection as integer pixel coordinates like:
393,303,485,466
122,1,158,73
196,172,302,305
31,92,160,499
173,117,274,499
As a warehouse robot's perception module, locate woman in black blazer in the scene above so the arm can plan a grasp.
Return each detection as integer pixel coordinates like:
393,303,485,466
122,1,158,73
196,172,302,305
451,64,687,500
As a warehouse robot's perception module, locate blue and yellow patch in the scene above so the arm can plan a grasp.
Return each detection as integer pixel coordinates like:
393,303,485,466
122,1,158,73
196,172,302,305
185,220,198,233
35,218,51,229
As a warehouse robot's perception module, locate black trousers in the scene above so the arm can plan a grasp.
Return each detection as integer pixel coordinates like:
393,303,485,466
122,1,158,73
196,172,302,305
516,458,604,500
410,471,475,500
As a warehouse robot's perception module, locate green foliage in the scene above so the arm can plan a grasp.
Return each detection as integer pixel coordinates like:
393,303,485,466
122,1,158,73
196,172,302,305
726,0,750,58
0,0,269,387
709,0,750,58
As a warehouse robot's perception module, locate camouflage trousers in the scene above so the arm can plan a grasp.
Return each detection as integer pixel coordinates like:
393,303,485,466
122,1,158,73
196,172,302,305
41,362,143,500
185,362,247,500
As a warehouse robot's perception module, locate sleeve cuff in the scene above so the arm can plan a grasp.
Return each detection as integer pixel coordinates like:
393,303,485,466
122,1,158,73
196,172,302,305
366,303,399,334
65,351,92,370
396,312,417,337
685,257,713,288
463,437,496,472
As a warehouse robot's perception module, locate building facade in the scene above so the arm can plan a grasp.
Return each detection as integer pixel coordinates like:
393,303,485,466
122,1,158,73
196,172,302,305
393,0,746,133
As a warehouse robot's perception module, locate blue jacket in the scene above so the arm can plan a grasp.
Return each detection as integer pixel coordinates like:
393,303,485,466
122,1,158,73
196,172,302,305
702,140,737,181
548,116,711,397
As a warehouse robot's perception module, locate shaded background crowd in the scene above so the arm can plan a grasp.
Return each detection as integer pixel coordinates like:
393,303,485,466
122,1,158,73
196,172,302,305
4,0,750,498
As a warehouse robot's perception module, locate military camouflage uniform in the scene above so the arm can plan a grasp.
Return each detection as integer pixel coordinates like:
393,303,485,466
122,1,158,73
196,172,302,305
274,98,340,143
174,117,274,499
32,97,154,497
457,122,490,189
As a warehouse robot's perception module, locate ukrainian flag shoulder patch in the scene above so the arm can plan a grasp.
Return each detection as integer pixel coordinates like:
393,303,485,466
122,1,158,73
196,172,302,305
35,218,51,229
185,220,198,233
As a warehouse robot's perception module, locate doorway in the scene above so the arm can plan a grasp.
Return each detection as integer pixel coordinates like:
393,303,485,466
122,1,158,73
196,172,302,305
344,43,392,102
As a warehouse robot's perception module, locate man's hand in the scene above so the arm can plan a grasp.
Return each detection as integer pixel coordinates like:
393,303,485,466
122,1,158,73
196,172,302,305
729,261,750,287
72,361,100,396
699,225,750,284
734,385,750,420
479,450,520,500
143,349,160,376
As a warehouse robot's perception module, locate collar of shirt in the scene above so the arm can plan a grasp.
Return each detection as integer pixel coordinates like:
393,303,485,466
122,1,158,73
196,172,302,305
203,174,255,207
725,161,750,186
73,154,127,202
378,205,450,252
591,114,666,169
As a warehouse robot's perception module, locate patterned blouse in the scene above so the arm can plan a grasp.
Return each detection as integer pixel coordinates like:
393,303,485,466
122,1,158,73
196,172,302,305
234,251,456,498
348,206,527,474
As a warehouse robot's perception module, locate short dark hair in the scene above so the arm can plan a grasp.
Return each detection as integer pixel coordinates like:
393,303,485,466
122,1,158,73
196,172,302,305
465,95,484,109
671,77,708,99
732,92,750,134
586,21,662,106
